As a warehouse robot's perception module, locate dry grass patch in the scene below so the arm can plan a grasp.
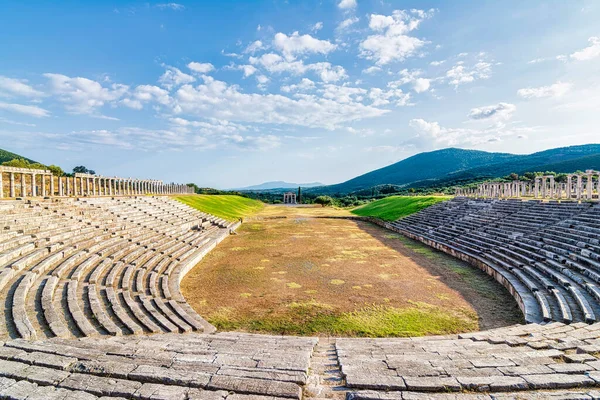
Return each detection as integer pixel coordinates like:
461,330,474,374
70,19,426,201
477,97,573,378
182,205,523,337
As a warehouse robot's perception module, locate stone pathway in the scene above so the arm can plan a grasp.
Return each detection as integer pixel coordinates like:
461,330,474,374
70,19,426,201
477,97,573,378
305,337,347,400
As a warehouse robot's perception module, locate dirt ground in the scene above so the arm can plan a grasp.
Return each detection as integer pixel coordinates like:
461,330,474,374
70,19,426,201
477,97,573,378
182,205,523,336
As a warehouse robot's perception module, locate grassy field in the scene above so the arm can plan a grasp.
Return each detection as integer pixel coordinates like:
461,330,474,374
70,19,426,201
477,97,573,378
174,195,264,221
351,195,452,221
182,205,522,337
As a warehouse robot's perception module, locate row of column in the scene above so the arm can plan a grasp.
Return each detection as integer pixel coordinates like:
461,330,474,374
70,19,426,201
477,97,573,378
0,172,194,198
534,174,598,200
457,171,599,201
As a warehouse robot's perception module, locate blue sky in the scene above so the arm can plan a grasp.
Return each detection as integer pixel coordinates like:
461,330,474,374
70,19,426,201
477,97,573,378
1,1,599,188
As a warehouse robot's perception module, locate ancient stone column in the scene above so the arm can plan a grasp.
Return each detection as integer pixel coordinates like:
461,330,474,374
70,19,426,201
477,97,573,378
587,172,593,200
41,174,46,197
30,173,36,197
9,172,15,197
50,175,55,197
0,172,3,198
576,175,583,200
20,173,26,197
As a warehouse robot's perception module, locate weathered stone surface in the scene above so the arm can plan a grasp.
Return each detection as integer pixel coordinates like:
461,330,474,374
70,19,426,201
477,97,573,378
129,364,211,387
403,376,461,392
456,375,528,391
522,373,595,389
208,375,302,399
345,374,406,391
69,359,137,379
59,373,142,397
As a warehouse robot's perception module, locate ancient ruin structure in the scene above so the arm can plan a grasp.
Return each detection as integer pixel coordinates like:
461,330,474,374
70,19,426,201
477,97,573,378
282,191,297,204
0,166,193,198
456,169,599,200
2,185,600,398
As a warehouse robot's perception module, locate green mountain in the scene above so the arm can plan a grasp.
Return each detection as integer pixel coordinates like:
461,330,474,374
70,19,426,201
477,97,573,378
0,148,36,164
310,144,600,195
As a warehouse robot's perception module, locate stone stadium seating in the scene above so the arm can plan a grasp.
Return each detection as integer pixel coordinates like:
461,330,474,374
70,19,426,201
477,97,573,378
387,198,600,326
0,196,232,341
3,195,600,399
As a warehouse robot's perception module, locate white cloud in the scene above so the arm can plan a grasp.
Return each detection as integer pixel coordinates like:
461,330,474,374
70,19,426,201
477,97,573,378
389,69,430,93
156,3,185,11
570,36,600,61
169,117,249,134
0,76,44,98
244,40,267,54
346,127,375,137
0,102,50,118
187,62,215,74
43,73,128,114
317,64,347,82
239,65,258,77
249,54,347,82
281,78,316,93
362,66,381,74
445,60,492,87
337,17,359,31
272,32,337,61
158,66,196,90
222,134,281,151
171,76,388,130
359,9,434,65
406,117,528,149
517,81,572,99
468,102,516,120
120,98,143,110
256,75,269,84
368,87,411,106
413,78,430,93
429,60,445,66
337,0,357,10
132,85,171,105
311,22,323,32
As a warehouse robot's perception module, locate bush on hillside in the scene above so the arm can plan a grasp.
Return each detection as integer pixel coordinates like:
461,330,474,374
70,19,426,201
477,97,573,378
314,196,334,207
2,158,48,170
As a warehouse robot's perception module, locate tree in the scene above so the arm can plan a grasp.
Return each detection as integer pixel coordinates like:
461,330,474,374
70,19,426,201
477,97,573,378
47,165,65,177
2,158,31,168
72,166,90,174
186,183,199,194
2,158,48,170
314,195,333,207
297,186,302,204
509,173,519,181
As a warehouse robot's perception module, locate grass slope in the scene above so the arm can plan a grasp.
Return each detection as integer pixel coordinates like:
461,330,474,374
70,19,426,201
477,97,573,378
0,148,36,164
174,195,264,221
351,196,451,221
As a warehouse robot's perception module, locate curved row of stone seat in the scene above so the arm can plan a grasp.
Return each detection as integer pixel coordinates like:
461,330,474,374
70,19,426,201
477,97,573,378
0,196,232,341
339,321,600,397
0,331,316,399
388,198,600,325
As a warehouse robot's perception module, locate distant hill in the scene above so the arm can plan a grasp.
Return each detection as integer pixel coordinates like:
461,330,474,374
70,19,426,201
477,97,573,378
235,181,323,191
0,148,36,164
308,144,600,195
